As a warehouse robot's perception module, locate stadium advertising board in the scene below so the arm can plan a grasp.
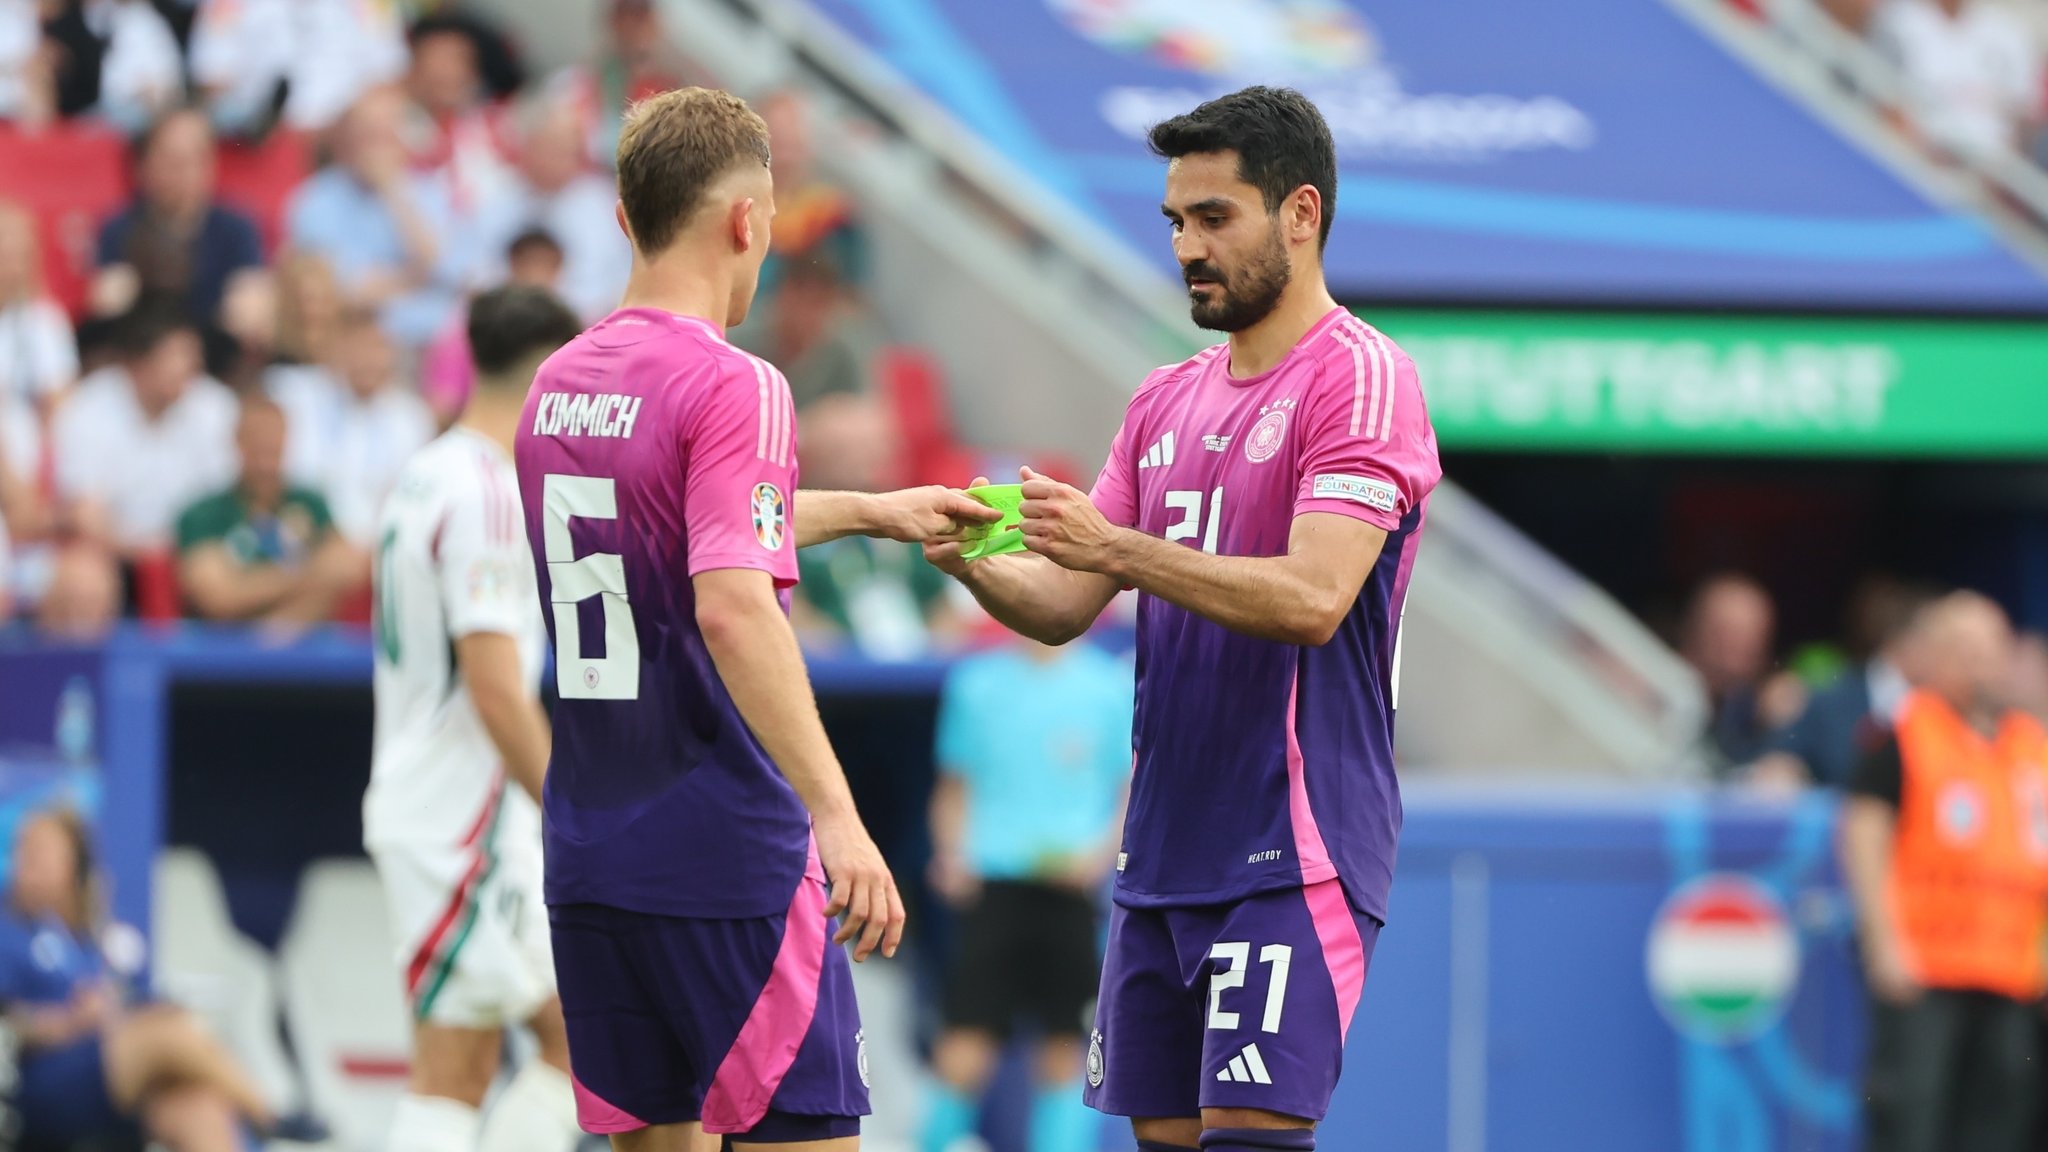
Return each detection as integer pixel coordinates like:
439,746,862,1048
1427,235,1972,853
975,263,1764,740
1367,309,2048,456
808,0,2048,312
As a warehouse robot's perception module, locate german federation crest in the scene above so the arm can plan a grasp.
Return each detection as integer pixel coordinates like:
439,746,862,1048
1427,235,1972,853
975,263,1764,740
751,483,787,550
1087,1029,1105,1087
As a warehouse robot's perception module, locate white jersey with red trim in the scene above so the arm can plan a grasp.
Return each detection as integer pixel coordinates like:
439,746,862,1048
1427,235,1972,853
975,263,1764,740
365,426,545,851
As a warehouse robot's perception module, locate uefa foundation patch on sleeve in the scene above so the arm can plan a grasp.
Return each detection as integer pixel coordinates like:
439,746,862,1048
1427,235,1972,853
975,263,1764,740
1312,473,1400,512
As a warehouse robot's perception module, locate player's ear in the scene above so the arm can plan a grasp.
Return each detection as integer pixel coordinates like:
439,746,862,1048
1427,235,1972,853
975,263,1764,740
1287,185,1321,246
614,201,632,245
731,197,756,254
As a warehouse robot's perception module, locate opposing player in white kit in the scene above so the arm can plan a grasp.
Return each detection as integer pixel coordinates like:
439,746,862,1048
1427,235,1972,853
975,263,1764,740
366,286,590,1152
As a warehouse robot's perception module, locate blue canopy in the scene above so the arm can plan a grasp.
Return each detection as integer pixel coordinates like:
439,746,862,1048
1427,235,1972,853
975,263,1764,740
809,0,2048,313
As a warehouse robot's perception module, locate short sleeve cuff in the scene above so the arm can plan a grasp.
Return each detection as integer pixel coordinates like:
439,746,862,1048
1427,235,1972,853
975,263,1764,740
687,551,799,589
1294,498,1402,533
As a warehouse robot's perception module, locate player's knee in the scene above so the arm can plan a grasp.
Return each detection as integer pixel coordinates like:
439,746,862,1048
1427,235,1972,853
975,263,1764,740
408,1026,502,1106
142,1083,235,1145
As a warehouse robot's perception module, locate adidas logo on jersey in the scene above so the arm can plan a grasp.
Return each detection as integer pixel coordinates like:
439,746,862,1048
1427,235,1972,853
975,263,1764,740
1136,431,1177,470
1217,1043,1274,1085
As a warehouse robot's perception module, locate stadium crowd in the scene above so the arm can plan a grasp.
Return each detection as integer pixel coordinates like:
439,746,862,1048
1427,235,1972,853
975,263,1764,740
0,0,979,657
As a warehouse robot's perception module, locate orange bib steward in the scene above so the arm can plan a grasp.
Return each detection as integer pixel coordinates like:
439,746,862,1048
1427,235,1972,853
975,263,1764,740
1888,689,2048,1001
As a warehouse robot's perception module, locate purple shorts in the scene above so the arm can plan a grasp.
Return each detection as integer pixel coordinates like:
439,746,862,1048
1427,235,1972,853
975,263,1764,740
1084,879,1381,1123
548,869,869,1141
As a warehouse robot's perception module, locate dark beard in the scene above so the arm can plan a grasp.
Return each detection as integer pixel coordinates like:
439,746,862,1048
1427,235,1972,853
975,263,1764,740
1185,225,1291,332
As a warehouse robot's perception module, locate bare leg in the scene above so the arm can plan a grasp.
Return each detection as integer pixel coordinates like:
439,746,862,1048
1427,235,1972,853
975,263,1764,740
1133,1116,1203,1147
407,1022,503,1108
613,1123,723,1152
101,1004,274,1127
139,1082,243,1152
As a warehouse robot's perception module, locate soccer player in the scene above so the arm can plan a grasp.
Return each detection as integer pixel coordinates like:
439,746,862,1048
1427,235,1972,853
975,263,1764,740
365,284,588,1152
925,86,1442,1152
512,87,995,1151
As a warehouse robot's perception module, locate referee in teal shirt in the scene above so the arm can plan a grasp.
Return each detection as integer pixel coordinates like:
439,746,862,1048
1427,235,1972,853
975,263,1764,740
924,637,1133,1152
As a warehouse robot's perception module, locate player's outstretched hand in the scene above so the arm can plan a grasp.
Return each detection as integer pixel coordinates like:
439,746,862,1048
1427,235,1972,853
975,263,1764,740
815,814,906,962
874,484,1002,544
922,476,990,577
1018,466,1118,572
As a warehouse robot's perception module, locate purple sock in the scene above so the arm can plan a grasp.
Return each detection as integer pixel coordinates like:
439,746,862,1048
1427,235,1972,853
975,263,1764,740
1199,1128,1316,1152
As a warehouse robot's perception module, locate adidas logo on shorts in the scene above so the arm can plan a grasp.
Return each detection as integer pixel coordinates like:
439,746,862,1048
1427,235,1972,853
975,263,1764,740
1216,1042,1273,1085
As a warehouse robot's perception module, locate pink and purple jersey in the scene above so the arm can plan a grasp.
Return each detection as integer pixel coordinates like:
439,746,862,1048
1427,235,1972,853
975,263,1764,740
514,308,812,920
1088,307,1441,922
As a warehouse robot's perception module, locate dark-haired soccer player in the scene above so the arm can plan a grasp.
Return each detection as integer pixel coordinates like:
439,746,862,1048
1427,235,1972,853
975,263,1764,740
514,88,993,1151
367,285,588,1152
927,86,1442,1152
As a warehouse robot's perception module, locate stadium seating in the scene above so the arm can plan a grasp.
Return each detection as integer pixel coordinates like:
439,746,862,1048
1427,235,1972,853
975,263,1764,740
278,859,410,1152
150,848,304,1117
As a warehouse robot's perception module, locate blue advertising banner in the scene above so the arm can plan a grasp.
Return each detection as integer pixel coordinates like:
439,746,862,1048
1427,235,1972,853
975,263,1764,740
809,0,2048,313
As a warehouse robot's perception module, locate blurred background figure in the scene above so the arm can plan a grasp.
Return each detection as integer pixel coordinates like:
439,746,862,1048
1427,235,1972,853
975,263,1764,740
174,394,365,626
286,86,475,351
92,106,265,336
1874,0,2039,162
476,93,628,322
0,198,79,422
402,13,516,212
189,0,408,137
37,0,181,132
1681,572,1806,771
924,635,1132,1152
1747,577,1939,791
268,306,431,548
1839,592,2046,1152
0,806,321,1150
52,303,234,562
545,0,696,166
791,393,960,660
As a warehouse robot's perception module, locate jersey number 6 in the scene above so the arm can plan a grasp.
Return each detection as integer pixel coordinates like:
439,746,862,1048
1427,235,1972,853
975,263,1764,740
542,474,641,701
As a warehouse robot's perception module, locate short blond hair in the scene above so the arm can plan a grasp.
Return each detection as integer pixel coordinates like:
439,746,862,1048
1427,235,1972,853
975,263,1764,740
616,87,772,257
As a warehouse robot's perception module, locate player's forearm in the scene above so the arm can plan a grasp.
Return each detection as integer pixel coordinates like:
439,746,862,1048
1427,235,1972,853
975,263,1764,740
955,552,1114,646
929,775,968,862
699,595,860,825
1839,799,1900,944
475,688,552,804
180,554,300,621
1096,528,1345,646
794,490,883,549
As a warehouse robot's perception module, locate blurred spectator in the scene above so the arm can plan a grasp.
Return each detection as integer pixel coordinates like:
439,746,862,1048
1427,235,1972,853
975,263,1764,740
1875,0,2040,161
476,95,629,322
544,0,695,167
188,0,406,136
175,393,362,624
0,806,320,1148
37,0,182,131
419,228,568,430
403,14,515,211
1747,579,1938,791
286,86,474,349
93,105,265,329
34,543,118,635
757,88,867,299
1681,572,1805,769
52,302,235,556
2013,629,2048,723
791,393,959,659
1840,592,2045,1152
760,256,890,412
925,636,1131,1152
1,381,53,614
270,247,341,366
0,199,79,416
268,307,430,546
0,0,56,125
